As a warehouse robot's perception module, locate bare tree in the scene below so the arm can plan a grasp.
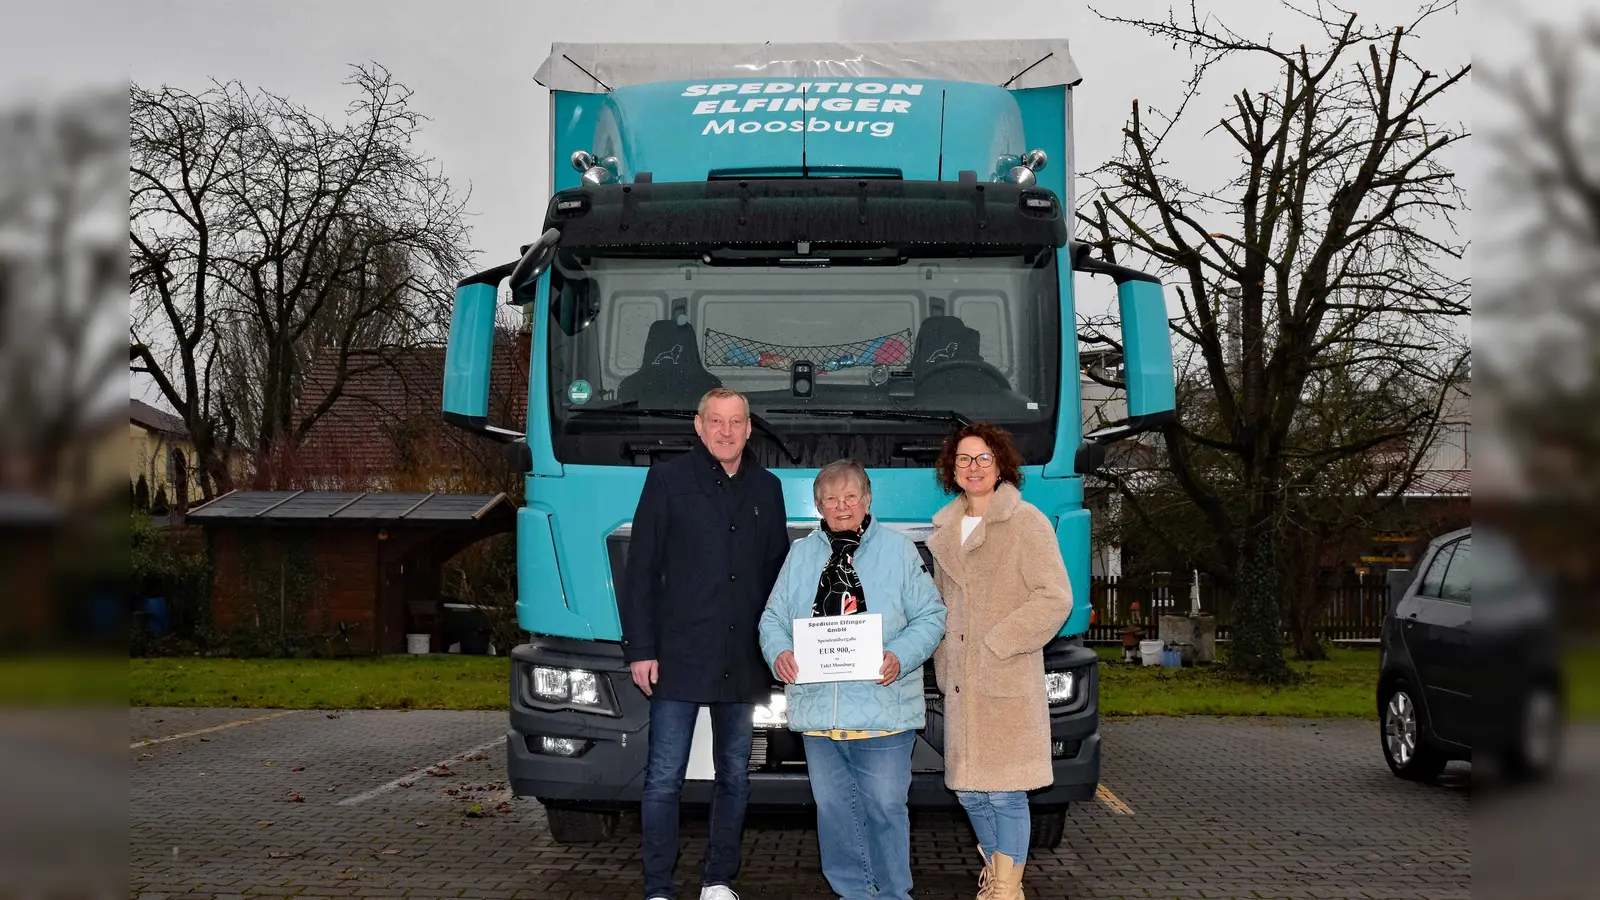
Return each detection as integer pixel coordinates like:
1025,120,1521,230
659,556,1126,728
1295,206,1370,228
1080,1,1470,679
130,64,472,497
1479,17,1600,501
0,91,126,498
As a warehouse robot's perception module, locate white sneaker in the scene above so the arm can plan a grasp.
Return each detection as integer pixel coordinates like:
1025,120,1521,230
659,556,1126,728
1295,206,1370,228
700,887,740,900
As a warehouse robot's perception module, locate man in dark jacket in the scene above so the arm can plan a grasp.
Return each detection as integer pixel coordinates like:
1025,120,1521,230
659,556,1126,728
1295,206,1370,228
620,387,790,900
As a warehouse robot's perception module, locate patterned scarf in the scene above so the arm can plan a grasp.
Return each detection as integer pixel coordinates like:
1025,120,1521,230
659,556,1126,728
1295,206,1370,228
812,515,871,617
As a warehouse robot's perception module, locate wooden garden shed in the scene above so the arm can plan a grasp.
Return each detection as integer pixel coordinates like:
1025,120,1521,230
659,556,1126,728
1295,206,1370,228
188,490,516,655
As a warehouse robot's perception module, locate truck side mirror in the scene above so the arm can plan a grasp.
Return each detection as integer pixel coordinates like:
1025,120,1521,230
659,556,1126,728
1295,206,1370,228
443,234,560,447
509,227,563,304
1069,242,1177,474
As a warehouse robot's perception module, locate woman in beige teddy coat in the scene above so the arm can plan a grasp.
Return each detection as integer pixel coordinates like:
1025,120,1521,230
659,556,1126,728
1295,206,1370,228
926,423,1072,900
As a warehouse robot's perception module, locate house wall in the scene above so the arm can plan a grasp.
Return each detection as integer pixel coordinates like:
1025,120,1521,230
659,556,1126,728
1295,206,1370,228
130,422,204,506
208,526,382,654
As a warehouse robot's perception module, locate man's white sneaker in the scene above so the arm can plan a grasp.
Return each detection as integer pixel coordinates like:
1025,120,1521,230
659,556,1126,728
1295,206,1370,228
700,886,739,900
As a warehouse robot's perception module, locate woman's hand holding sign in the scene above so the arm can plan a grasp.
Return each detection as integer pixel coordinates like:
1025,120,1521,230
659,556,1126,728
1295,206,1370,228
775,650,799,684
877,651,901,685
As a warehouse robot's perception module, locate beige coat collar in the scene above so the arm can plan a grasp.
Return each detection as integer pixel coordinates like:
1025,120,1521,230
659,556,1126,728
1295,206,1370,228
929,482,1024,574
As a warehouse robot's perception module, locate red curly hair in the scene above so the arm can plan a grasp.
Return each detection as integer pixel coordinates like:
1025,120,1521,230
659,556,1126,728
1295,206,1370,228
934,422,1025,495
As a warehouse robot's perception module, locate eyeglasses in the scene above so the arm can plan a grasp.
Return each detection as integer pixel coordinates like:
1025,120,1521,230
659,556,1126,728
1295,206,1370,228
821,494,864,510
954,453,995,469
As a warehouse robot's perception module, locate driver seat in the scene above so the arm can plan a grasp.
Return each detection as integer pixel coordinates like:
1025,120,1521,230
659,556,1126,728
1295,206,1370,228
616,320,722,407
912,315,984,378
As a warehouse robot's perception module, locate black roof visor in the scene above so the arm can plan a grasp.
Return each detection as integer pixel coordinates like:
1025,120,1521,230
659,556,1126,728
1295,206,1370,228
543,179,1066,252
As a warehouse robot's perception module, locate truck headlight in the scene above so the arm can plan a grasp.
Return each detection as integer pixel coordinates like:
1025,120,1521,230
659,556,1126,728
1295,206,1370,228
1046,670,1077,706
526,665,616,714
753,692,788,728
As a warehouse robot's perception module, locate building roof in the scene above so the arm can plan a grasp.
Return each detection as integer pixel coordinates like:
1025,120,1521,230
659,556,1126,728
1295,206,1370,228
294,342,527,481
0,491,62,526
1401,469,1471,499
130,399,187,436
186,490,513,524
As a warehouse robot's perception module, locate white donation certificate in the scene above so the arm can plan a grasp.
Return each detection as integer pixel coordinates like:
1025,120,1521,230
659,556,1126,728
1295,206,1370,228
793,613,883,684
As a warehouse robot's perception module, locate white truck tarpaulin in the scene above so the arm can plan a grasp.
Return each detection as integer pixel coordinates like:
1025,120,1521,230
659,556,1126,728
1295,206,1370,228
534,41,1082,94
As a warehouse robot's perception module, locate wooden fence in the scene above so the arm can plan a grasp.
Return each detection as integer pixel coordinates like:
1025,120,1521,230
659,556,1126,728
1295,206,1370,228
1084,573,1391,644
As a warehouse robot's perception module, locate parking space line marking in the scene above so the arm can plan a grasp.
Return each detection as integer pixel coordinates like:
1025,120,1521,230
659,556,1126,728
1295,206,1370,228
130,710,305,750
1095,783,1134,815
336,735,507,807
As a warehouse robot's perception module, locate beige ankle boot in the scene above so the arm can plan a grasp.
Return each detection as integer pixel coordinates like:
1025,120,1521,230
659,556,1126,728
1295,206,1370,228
989,850,1025,900
975,844,996,899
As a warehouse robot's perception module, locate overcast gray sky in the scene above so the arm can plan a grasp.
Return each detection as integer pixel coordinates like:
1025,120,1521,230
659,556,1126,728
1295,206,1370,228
1,0,1473,406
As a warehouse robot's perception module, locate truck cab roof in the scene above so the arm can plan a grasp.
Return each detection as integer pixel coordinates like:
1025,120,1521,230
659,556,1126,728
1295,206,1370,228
535,40,1082,93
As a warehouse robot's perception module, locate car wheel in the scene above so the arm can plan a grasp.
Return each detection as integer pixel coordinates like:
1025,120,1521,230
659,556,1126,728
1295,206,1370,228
544,805,619,843
1381,682,1448,782
1502,684,1562,781
1029,806,1066,850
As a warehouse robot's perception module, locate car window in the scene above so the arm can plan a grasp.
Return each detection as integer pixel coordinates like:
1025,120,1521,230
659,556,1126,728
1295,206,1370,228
1437,536,1471,604
1416,539,1458,598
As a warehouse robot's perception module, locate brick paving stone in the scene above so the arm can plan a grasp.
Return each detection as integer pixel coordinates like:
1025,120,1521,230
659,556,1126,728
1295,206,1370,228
131,709,1476,900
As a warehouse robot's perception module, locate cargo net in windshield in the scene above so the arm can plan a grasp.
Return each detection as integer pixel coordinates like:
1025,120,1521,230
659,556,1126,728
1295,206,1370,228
703,328,913,373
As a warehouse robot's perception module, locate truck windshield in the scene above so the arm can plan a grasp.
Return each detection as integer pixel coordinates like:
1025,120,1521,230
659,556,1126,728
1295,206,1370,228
546,248,1061,467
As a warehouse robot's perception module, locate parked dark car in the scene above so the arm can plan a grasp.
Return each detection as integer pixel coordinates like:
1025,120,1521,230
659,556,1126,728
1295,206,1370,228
1378,526,1564,782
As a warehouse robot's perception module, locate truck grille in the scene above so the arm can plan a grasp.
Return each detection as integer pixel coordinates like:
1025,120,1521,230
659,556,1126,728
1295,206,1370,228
606,523,935,590
750,730,768,770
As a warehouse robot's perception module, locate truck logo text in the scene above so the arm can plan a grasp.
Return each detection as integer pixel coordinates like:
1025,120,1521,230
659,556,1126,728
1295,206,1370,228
682,81,925,140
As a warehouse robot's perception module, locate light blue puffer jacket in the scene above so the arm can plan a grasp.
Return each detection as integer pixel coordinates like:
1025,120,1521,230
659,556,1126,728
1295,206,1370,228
758,518,947,733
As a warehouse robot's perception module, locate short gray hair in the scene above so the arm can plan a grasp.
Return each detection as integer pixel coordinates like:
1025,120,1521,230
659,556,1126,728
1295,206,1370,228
813,459,871,507
697,388,750,418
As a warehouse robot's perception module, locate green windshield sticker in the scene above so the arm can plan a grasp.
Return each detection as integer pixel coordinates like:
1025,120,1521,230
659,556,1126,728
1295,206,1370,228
568,380,592,405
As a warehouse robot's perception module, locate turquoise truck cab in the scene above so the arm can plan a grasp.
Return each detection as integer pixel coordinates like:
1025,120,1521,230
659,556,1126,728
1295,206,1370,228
441,41,1175,846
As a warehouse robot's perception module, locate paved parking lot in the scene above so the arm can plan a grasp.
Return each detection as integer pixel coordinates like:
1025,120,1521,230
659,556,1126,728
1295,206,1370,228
131,709,1470,900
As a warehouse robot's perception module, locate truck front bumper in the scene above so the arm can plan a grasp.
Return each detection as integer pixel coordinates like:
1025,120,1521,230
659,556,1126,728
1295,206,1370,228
509,636,1099,810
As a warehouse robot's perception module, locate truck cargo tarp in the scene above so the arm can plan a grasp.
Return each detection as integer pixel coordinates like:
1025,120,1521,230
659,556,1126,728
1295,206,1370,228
535,41,1081,94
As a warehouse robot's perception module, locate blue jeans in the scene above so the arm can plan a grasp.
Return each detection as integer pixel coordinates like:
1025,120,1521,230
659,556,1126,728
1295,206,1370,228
802,730,916,900
957,790,1030,864
641,699,754,899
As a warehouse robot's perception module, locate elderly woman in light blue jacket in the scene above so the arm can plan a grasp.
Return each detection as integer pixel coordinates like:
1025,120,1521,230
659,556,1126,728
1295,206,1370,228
759,459,946,900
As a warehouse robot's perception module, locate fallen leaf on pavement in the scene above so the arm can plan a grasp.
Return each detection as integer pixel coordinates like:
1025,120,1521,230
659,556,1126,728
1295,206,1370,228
255,820,274,828
283,792,304,803
292,767,304,772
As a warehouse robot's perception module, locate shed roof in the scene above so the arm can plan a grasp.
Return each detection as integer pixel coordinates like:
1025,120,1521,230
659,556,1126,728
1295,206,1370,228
186,491,512,524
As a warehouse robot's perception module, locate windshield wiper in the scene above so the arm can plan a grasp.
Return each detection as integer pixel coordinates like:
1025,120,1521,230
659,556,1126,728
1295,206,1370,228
566,402,801,464
765,407,972,428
